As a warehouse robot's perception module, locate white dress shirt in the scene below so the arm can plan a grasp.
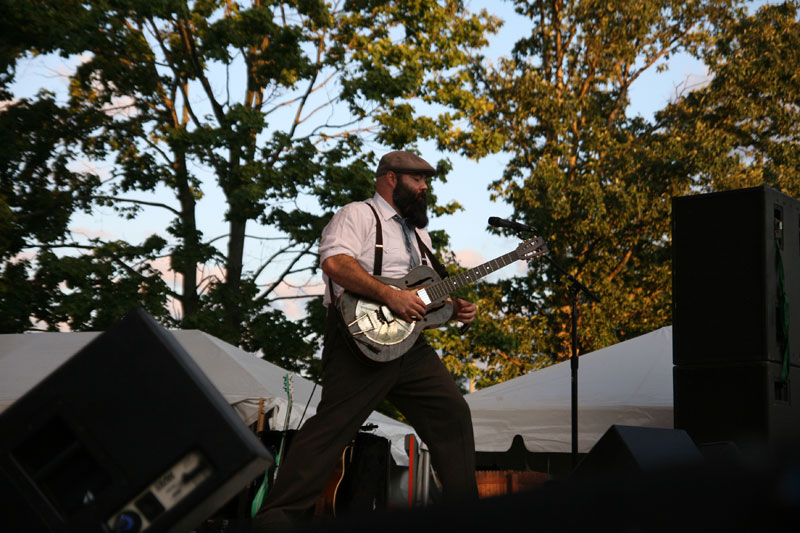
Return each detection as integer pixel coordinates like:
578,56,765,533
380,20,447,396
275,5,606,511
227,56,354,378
319,193,433,306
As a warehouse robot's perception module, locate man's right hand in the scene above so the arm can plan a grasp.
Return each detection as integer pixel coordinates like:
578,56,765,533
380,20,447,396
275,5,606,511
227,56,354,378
384,288,427,323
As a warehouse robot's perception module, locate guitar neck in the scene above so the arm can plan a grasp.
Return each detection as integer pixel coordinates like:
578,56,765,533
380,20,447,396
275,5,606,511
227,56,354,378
423,250,521,302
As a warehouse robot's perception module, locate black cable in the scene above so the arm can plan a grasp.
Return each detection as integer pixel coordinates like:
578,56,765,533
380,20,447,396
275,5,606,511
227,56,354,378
297,382,317,428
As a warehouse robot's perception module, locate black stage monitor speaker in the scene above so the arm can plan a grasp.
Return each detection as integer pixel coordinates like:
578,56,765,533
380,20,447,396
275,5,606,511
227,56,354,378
569,425,704,481
672,185,800,367
0,308,273,533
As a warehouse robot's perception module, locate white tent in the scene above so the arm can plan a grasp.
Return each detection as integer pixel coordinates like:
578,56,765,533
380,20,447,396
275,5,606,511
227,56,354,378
0,330,415,464
466,326,674,454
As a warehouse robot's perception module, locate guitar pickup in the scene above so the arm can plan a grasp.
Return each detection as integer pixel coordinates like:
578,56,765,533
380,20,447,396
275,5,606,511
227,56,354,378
416,289,431,306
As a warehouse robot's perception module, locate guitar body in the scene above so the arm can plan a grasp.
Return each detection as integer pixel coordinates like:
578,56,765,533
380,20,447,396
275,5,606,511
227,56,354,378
316,443,353,517
335,236,548,363
337,265,453,363
331,444,354,516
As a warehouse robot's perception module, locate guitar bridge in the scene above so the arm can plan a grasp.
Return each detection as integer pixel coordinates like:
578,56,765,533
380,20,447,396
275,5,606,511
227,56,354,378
377,305,395,323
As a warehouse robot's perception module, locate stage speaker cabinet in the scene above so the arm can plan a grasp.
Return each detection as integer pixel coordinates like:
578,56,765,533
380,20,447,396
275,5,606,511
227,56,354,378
569,425,704,482
0,308,273,533
672,185,800,367
673,361,800,450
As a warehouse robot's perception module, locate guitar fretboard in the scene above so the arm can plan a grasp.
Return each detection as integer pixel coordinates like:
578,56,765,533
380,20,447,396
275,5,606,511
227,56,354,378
423,250,521,302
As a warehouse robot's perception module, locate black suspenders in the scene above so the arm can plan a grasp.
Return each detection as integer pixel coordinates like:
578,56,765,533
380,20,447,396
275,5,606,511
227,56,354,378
363,201,448,279
364,202,385,276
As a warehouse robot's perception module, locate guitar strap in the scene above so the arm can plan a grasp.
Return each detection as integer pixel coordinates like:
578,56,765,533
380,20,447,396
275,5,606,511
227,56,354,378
413,232,449,280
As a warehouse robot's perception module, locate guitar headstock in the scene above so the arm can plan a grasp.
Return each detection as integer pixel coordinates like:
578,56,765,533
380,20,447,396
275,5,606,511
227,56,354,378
515,236,549,260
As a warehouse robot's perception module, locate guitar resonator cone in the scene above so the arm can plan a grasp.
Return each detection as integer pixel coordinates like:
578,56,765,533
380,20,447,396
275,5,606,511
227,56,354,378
354,299,414,345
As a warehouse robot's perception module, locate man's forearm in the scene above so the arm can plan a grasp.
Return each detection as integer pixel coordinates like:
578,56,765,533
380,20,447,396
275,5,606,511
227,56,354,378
322,254,393,304
322,254,427,322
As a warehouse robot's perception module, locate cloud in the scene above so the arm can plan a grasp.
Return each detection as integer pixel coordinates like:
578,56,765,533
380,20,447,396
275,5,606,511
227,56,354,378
71,226,116,240
51,53,93,88
9,250,36,264
0,98,19,111
271,279,325,320
454,248,485,268
103,95,138,119
67,159,112,180
148,256,174,278
76,52,93,66
29,317,72,332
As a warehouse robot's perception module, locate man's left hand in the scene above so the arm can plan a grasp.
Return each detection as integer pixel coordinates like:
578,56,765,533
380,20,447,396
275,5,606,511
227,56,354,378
451,298,477,324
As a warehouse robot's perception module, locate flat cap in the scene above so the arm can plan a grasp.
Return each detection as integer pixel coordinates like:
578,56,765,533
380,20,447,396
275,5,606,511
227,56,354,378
375,150,436,177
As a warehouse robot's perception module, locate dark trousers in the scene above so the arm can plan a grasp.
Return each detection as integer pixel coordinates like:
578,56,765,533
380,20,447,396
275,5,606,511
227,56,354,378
255,311,478,527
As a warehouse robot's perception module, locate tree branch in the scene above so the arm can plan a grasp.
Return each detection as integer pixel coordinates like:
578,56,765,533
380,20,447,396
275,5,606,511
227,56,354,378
266,293,323,303
88,195,181,215
147,18,205,130
607,27,693,126
24,243,182,300
204,233,291,246
176,17,226,123
607,246,634,282
27,242,98,251
255,241,316,301
251,242,301,281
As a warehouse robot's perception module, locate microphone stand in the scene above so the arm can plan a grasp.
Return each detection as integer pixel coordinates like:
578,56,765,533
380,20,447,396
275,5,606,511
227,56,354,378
491,218,601,468
542,255,601,468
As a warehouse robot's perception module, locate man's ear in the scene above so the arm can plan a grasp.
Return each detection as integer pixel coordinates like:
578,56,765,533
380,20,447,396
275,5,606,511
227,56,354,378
385,170,398,189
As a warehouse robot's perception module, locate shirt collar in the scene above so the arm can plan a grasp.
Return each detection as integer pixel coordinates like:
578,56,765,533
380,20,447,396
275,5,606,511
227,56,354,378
370,192,401,222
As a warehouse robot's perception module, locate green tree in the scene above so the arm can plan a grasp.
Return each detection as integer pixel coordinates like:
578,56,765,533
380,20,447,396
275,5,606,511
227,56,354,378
0,0,499,377
428,0,747,380
655,1,800,196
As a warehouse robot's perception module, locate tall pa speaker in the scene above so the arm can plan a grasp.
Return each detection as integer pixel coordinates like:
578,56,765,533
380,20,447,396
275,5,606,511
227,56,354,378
672,186,800,450
0,308,273,533
569,425,704,482
672,185,800,367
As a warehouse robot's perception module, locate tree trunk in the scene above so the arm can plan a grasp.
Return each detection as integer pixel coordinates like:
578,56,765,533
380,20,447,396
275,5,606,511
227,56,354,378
174,149,200,321
224,216,247,343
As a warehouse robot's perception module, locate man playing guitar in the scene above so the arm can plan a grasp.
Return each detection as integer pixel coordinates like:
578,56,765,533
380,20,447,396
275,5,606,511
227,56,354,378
254,150,479,529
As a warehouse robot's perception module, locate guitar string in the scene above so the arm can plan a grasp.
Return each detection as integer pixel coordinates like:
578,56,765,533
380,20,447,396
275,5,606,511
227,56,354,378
425,251,519,302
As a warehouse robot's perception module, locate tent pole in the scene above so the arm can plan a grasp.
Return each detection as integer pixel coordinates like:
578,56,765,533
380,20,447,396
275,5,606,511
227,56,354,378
570,284,579,467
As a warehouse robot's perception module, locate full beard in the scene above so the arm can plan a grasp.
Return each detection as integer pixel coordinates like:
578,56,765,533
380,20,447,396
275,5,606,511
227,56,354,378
393,179,429,229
